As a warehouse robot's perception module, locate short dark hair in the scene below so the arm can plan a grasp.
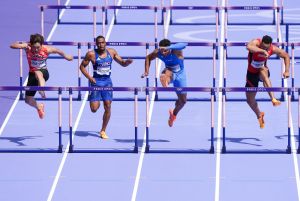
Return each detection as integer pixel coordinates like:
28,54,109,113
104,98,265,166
96,35,105,42
30,33,44,45
159,39,171,47
262,35,273,44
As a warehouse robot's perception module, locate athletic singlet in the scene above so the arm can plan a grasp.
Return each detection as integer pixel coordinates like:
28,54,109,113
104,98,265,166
157,50,184,73
26,46,48,73
93,49,113,78
248,38,274,73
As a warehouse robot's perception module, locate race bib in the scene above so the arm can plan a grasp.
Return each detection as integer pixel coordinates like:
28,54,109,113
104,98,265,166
31,59,47,69
167,64,180,72
96,67,111,75
251,60,265,68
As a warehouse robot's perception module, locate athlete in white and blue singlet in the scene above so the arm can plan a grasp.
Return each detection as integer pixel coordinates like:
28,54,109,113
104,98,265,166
142,39,188,127
80,35,133,139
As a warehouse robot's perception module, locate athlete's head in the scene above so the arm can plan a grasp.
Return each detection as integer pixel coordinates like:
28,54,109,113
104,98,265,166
159,39,171,56
261,35,273,50
30,33,44,53
95,35,106,51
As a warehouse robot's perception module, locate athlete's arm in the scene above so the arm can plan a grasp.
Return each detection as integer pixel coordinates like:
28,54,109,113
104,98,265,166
47,46,73,61
273,46,290,78
167,43,188,50
110,48,133,67
10,42,28,49
142,49,158,78
246,39,269,57
80,51,96,84
172,49,184,60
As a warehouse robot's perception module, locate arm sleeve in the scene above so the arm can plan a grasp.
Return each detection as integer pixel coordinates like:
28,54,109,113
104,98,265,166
167,43,188,50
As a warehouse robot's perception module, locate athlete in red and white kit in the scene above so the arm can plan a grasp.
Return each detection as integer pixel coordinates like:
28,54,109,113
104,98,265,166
10,33,73,119
245,35,290,128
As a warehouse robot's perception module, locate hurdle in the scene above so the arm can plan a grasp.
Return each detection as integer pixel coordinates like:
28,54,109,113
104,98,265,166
0,86,63,153
222,42,289,101
67,86,140,153
166,5,220,26
145,87,215,153
224,1,280,26
111,1,164,25
221,87,292,154
40,5,106,41
53,0,109,25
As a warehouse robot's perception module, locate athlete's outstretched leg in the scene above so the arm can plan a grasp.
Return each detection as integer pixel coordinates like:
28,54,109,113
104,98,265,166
259,67,280,106
25,95,45,119
246,92,264,128
168,93,187,127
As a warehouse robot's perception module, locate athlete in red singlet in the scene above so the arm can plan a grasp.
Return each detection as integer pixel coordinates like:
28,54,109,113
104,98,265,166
245,35,290,128
10,33,73,119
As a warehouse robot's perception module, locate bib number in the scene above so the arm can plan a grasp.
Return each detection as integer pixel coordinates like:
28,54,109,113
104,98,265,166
96,67,111,75
31,59,47,69
251,60,265,68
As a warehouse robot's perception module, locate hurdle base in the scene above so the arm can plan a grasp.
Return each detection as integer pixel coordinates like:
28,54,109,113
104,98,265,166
221,146,226,153
221,149,290,154
225,97,284,102
286,146,291,154
133,146,139,153
155,98,211,102
209,146,215,154
170,22,218,25
69,145,74,153
146,148,214,154
113,22,164,25
0,148,63,153
58,145,63,153
69,149,138,153
145,145,150,153
227,22,275,26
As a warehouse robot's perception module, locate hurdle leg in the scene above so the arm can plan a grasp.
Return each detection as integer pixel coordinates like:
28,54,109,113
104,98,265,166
210,88,215,153
145,88,150,152
222,89,226,153
134,88,139,153
58,88,63,153
287,88,291,153
68,88,74,153
19,49,24,100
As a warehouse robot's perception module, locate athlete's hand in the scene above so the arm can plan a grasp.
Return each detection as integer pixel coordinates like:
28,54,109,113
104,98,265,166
283,71,290,79
65,55,73,61
141,72,148,78
262,50,269,58
124,59,133,66
89,77,96,84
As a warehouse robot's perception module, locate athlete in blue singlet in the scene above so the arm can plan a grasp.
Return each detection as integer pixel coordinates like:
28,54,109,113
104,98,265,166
80,35,133,139
142,39,188,127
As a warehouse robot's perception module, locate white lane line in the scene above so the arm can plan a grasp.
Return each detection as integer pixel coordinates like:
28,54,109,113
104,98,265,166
0,0,71,137
130,1,173,200
214,0,225,201
46,1,123,201
275,1,300,200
